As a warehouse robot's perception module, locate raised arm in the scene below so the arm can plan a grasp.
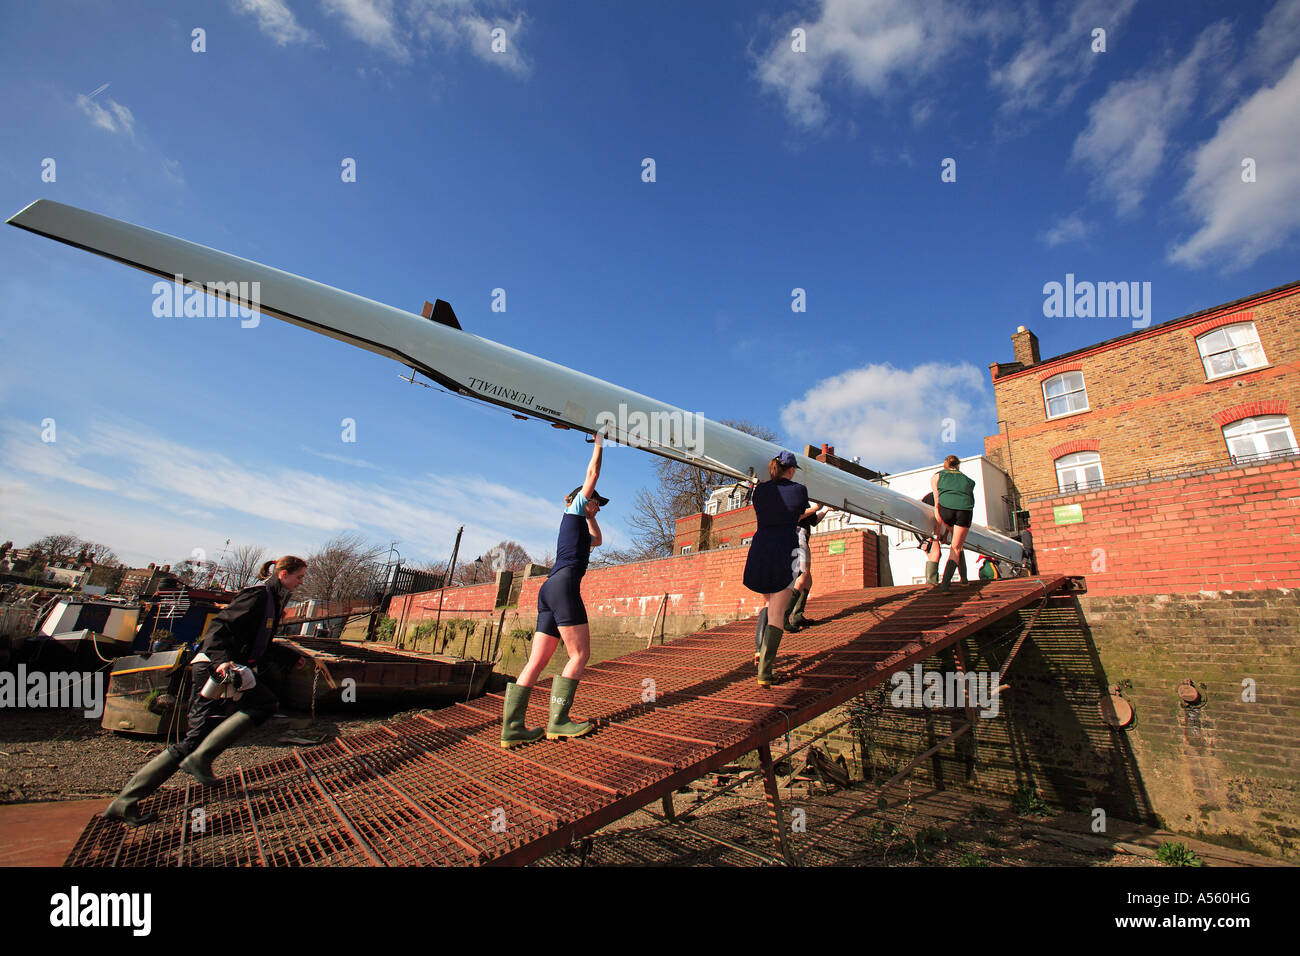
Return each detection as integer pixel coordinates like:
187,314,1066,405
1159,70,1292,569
581,430,603,499
929,472,943,525
587,513,602,548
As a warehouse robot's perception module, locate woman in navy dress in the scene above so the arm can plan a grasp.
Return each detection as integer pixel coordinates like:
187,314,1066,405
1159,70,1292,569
744,449,810,686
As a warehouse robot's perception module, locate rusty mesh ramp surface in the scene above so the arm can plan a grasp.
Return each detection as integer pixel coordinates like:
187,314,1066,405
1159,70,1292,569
65,577,1068,867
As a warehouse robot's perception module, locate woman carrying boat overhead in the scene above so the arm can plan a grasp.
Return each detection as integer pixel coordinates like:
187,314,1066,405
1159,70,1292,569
743,449,810,687
501,430,608,747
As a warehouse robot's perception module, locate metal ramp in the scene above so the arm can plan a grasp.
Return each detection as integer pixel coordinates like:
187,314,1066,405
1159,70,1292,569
64,577,1071,867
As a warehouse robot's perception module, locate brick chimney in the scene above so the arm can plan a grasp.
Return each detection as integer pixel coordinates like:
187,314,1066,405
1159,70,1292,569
1012,325,1040,367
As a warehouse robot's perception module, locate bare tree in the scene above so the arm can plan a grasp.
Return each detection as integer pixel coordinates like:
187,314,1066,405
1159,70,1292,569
29,533,83,559
83,542,120,566
302,533,388,602
589,545,653,569
172,557,221,587
484,540,532,574
222,544,266,590
619,419,780,560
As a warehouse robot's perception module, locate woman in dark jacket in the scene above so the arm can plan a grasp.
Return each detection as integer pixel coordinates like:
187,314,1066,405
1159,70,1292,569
743,450,810,686
104,555,307,826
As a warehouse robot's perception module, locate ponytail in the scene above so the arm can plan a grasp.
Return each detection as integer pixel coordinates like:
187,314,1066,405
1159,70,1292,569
259,555,307,581
768,458,781,482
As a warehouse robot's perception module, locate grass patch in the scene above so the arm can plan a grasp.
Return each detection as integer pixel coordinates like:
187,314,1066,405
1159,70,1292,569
1155,841,1203,867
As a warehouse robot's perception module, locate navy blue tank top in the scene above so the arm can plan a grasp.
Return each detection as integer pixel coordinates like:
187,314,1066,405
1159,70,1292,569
550,512,592,576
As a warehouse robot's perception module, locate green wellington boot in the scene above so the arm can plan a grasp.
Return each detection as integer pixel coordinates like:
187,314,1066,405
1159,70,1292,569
938,558,958,593
546,676,593,740
104,749,182,826
754,607,768,666
500,681,545,748
787,589,811,630
925,561,939,585
757,624,784,687
956,554,968,584
180,711,255,785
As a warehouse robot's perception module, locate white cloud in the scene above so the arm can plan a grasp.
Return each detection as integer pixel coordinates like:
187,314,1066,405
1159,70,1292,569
0,417,561,568
1071,21,1232,215
302,446,379,468
410,1,529,74
76,93,135,137
1168,55,1300,270
990,0,1138,114
323,0,411,61
1041,212,1092,246
320,0,528,72
0,427,117,491
1249,0,1300,79
231,0,319,46
779,362,994,472
754,0,997,130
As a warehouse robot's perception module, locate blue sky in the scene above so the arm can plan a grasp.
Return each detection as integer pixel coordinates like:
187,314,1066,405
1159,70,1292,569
1,0,1297,570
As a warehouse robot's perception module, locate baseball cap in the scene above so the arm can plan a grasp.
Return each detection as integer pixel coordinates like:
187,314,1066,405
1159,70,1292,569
570,486,610,506
776,450,799,469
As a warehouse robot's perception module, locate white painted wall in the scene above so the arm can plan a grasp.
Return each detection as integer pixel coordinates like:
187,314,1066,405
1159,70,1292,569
816,455,1011,586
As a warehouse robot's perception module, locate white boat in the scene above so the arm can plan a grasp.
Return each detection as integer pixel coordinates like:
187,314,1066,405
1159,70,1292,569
8,200,1024,565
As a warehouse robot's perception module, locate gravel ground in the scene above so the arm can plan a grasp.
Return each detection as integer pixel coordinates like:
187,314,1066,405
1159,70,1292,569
0,706,399,803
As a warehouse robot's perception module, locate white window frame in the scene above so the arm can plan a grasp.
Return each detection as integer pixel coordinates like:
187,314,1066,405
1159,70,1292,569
1042,370,1090,420
680,545,692,555
1055,451,1104,493
704,499,718,516
1197,322,1267,380
741,536,753,545
1223,415,1298,463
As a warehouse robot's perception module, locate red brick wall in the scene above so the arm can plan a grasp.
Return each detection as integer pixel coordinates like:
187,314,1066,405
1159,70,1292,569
390,529,879,627
674,513,707,554
388,580,502,623
984,284,1300,496
710,507,758,550
1027,457,1300,595
523,527,877,618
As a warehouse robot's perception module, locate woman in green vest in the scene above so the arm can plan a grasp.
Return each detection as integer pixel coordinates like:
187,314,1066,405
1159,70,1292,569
930,455,976,592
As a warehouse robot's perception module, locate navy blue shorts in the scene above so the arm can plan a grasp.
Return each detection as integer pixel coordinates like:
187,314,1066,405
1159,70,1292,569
536,565,587,637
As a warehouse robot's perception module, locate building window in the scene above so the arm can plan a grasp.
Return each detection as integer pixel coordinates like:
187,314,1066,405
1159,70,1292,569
1042,371,1089,419
1055,451,1104,493
681,545,692,554
704,499,718,516
1197,323,1267,379
741,536,753,545
1224,415,1298,464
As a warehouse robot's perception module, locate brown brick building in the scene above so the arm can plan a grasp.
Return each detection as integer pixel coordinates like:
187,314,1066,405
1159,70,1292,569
984,280,1299,500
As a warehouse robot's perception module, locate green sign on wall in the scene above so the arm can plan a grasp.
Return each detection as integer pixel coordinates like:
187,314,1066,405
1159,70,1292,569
828,540,846,555
1053,504,1084,525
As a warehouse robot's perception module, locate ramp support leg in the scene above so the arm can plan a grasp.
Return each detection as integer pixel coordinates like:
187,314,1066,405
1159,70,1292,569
758,743,796,866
